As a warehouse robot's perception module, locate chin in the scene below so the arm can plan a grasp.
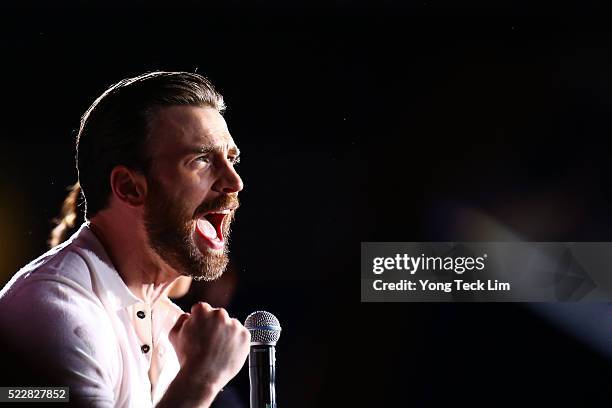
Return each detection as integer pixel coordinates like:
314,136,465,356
190,265,226,282
185,247,229,282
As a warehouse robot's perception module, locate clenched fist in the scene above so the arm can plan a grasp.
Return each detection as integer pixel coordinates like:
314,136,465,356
158,302,250,408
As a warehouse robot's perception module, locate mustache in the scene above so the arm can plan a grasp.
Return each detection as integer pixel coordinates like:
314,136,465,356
194,194,240,217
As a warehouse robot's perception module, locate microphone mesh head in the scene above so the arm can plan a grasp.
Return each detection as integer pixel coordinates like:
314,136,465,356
244,311,281,345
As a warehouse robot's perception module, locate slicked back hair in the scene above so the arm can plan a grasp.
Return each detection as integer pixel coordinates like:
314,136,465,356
76,71,225,218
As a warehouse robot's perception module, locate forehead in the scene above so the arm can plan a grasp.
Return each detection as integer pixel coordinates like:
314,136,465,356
147,105,236,158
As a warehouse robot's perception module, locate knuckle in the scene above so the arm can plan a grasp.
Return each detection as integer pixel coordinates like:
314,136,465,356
242,328,251,341
234,320,247,333
214,308,230,321
191,302,211,314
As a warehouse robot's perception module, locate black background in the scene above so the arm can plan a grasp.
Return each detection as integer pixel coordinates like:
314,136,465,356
1,2,612,406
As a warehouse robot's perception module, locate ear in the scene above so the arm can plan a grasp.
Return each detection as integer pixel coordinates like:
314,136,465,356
109,165,147,208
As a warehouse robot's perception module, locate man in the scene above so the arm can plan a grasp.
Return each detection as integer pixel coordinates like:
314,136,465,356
0,71,250,407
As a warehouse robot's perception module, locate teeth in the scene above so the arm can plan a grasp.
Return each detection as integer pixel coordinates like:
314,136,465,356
208,209,231,215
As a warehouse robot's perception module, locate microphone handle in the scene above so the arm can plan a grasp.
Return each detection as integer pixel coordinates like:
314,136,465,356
249,345,277,408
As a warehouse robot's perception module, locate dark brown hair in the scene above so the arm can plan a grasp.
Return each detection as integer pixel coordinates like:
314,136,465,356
49,71,225,247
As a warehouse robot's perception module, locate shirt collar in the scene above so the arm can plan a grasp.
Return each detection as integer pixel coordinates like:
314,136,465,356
72,222,142,311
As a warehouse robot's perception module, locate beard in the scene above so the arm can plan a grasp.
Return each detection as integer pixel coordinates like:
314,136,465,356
143,178,238,281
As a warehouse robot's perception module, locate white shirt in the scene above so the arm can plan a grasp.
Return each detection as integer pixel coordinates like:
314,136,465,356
0,223,183,407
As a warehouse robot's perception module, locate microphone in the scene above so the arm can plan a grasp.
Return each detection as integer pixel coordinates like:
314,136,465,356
244,311,282,408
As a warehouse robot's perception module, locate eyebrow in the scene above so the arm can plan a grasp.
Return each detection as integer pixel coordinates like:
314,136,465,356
186,144,240,157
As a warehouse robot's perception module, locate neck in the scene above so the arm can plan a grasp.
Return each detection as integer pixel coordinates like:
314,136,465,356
89,211,180,304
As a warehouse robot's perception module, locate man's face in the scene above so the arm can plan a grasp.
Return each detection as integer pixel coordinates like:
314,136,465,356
143,106,243,281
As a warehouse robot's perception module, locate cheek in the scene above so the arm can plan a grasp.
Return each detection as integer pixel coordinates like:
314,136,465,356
181,182,214,216
157,167,216,207
168,171,208,197
191,173,216,200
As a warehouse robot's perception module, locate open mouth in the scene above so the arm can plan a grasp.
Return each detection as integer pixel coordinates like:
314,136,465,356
196,209,231,250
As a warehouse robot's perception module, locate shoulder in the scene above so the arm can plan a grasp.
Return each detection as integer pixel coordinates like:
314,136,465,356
0,241,119,405
0,225,120,341
0,244,96,305
0,243,116,353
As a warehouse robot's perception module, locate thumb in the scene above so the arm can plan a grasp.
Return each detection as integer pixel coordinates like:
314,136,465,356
169,312,190,341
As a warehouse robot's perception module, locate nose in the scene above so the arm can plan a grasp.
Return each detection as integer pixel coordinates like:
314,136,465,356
212,159,244,194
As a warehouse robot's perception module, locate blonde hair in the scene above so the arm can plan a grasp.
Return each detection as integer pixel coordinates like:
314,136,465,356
49,182,81,248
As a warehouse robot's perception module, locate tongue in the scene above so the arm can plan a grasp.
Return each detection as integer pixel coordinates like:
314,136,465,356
197,218,218,240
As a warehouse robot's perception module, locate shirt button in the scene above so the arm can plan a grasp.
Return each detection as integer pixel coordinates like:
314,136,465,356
141,344,150,354
136,311,146,319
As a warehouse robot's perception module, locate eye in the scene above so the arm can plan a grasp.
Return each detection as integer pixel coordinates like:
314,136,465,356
229,155,241,165
195,155,211,164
